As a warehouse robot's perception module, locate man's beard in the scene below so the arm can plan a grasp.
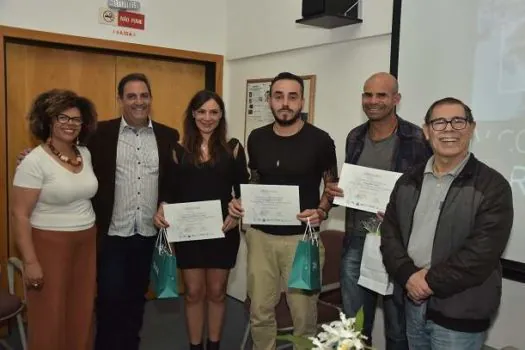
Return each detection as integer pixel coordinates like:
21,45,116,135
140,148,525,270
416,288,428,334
272,107,302,126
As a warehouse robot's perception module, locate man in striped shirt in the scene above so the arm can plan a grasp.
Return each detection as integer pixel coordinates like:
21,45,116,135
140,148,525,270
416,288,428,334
90,73,180,350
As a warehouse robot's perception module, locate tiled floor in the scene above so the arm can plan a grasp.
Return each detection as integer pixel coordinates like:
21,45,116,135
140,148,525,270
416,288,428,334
0,297,510,349
1,296,250,350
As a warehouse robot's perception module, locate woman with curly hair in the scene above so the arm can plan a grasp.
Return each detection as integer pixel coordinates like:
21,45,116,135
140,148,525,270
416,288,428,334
10,89,98,350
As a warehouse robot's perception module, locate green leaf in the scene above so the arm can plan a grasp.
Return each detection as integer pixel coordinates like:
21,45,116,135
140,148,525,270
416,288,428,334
276,334,314,349
355,306,364,332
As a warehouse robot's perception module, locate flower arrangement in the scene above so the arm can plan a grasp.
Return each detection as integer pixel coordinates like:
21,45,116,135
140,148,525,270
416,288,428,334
277,308,370,349
362,216,381,236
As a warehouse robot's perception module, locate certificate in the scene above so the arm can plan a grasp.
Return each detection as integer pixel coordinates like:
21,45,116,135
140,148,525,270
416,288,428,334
241,184,301,226
333,164,402,213
163,200,225,242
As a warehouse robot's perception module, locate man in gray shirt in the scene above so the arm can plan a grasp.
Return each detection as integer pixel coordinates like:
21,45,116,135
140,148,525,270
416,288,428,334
407,153,469,269
326,72,431,349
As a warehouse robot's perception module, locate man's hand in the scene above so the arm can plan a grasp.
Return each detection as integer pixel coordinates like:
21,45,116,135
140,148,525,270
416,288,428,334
406,269,433,303
17,148,33,166
324,182,343,202
297,209,322,227
376,211,385,221
153,204,170,229
228,198,244,218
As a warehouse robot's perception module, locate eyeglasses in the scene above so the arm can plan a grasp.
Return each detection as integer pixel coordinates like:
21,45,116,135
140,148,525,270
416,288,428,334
428,117,469,131
56,114,83,126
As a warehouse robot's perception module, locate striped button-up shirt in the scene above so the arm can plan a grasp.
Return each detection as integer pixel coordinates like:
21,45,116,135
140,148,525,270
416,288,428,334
107,117,159,237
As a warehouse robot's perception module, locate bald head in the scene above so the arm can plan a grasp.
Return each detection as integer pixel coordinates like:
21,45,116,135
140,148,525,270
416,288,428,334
362,72,401,121
364,72,399,94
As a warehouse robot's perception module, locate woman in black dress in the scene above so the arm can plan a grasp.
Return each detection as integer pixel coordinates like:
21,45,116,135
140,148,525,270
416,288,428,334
154,90,249,350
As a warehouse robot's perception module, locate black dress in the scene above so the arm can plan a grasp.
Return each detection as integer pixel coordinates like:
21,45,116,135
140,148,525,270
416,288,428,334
163,139,249,269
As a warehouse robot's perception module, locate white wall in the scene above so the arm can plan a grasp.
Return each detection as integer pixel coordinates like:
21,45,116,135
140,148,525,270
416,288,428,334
488,279,525,348
0,0,226,55
226,0,392,59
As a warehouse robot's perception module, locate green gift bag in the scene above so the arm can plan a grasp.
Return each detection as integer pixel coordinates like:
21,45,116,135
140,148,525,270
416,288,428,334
150,228,179,299
287,220,321,291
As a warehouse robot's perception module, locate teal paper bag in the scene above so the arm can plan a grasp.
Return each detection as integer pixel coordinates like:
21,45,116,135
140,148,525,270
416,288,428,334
150,229,179,299
288,220,321,291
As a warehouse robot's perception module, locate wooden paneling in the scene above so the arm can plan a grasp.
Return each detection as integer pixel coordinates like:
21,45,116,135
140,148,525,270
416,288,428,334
116,56,206,133
5,43,117,257
2,43,116,302
0,26,224,67
0,25,223,96
0,30,7,301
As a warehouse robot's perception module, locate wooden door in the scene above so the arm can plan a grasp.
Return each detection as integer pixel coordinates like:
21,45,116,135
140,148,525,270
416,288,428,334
115,56,206,133
5,42,117,257
4,42,117,297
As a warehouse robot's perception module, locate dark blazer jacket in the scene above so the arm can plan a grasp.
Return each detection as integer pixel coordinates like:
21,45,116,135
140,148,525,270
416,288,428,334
88,117,179,239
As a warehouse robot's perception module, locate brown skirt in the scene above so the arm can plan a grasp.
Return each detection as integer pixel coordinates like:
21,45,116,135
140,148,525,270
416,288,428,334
26,225,96,350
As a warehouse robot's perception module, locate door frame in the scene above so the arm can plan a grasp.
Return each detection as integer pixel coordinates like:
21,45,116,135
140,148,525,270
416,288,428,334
0,25,224,284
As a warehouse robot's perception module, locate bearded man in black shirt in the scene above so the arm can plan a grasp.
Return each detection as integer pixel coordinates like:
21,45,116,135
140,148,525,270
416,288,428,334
229,72,338,350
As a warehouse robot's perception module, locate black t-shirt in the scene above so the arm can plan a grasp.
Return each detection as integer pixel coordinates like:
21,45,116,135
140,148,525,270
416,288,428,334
247,122,337,235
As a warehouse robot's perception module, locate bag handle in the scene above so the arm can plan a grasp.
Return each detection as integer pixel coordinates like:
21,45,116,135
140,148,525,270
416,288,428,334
155,230,163,252
302,218,319,246
158,228,174,255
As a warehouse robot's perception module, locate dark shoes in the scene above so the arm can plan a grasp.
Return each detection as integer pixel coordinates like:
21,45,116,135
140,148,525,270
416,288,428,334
206,339,220,350
189,339,220,350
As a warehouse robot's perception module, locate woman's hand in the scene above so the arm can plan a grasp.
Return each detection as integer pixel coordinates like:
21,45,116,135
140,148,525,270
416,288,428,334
222,214,239,233
227,198,244,218
24,261,44,290
153,204,170,229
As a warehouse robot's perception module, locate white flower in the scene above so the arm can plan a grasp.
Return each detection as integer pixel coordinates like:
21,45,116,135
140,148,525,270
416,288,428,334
362,217,381,235
309,312,367,350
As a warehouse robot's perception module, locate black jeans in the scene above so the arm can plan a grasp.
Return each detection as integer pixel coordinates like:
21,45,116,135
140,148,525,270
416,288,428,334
95,234,156,350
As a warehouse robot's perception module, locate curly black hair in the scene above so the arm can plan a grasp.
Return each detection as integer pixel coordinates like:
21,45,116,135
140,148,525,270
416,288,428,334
28,89,98,145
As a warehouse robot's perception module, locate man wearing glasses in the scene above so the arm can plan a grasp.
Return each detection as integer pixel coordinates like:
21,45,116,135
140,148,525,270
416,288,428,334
381,97,514,349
